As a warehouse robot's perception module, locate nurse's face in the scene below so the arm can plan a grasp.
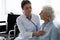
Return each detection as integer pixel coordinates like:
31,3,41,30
23,3,32,16
39,10,46,20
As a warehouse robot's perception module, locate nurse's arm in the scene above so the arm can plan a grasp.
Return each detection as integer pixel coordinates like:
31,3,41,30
16,18,35,39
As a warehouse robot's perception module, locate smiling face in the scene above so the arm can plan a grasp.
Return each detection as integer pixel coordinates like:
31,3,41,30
39,10,46,20
23,3,32,17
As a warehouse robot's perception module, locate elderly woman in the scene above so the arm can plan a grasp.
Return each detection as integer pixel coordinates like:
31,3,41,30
38,6,58,40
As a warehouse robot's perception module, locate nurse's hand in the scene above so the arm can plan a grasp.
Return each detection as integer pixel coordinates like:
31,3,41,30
32,30,45,37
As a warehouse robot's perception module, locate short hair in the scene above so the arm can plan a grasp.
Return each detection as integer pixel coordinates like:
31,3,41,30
21,0,31,9
42,6,55,21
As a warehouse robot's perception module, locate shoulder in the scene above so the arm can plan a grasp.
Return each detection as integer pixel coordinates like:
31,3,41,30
16,15,24,22
51,23,58,32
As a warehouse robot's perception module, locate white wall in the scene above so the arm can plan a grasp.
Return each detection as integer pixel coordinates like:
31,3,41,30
0,0,7,21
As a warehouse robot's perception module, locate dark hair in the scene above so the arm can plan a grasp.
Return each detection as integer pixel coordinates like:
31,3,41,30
21,0,31,9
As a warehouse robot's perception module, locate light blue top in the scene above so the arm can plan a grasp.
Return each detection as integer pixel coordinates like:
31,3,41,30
15,14,40,40
37,21,58,40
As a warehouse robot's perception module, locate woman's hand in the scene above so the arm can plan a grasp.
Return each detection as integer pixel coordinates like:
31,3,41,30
32,30,45,37
37,30,45,36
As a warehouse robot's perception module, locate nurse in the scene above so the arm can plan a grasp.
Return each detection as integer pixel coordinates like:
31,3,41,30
38,5,59,40
15,0,45,40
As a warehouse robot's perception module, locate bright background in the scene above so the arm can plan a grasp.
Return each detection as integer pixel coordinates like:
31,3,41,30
0,0,60,26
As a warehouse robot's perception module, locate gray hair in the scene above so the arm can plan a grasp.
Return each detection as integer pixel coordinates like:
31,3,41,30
42,6,55,21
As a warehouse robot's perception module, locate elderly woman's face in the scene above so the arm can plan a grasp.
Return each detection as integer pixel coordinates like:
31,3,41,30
39,10,46,20
23,3,32,16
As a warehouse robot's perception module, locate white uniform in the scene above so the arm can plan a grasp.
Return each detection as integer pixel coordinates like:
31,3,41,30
15,14,40,40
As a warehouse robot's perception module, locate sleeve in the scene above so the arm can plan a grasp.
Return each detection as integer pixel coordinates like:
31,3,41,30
16,17,33,39
50,27,58,40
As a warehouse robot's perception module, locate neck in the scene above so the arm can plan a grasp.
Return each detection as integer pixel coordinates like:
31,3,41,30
25,14,32,20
